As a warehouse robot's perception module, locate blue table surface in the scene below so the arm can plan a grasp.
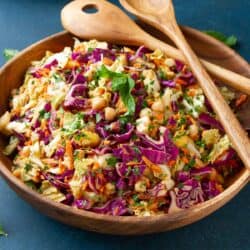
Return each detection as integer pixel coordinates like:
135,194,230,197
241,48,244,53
0,1,249,249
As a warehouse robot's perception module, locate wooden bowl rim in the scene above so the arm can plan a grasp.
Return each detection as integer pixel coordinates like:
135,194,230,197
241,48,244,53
0,30,249,225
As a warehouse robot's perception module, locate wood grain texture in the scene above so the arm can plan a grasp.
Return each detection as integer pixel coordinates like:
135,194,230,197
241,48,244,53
62,0,250,95
0,28,249,235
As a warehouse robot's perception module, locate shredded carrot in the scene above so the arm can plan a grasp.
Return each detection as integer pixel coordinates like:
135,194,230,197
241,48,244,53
181,147,190,155
81,181,88,191
168,160,176,167
42,158,58,165
19,150,29,157
142,156,162,173
148,201,158,210
175,78,187,85
92,162,100,171
58,159,65,173
103,57,113,66
103,139,111,145
66,60,80,69
210,168,224,183
235,94,248,107
24,140,32,146
41,119,47,130
32,175,40,183
146,99,154,106
216,183,224,192
154,112,164,121
181,156,189,164
59,116,64,128
153,59,163,66
186,115,196,124
173,114,180,120
99,186,105,193
187,83,199,89
65,140,74,169
187,89,195,97
127,161,140,166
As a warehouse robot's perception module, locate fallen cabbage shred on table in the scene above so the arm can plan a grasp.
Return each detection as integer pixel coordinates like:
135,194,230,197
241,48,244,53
0,39,242,216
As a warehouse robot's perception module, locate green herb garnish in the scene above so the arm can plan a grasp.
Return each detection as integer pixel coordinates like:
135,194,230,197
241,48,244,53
203,30,237,47
132,194,140,203
106,156,118,167
177,183,184,189
132,146,140,155
25,180,37,190
87,47,94,52
183,158,196,171
196,140,206,148
125,166,132,177
157,69,167,80
24,163,32,173
0,224,7,237
178,116,187,127
39,109,50,120
95,65,135,116
52,73,64,83
133,166,140,176
70,113,85,130
95,113,102,123
74,132,87,141
3,48,19,61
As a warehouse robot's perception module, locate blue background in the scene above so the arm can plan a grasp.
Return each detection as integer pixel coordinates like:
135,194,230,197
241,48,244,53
0,1,249,249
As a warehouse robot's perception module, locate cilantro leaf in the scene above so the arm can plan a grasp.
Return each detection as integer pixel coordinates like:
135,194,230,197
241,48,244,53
3,49,19,61
25,180,37,190
203,30,237,47
24,163,32,173
106,156,118,167
95,65,135,116
0,224,7,237
183,158,196,171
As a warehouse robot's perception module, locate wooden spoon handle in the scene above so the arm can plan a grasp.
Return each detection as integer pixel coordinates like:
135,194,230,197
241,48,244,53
140,34,250,95
61,0,250,95
162,14,250,169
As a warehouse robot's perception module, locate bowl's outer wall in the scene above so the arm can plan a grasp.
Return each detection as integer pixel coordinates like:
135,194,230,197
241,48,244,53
0,30,249,235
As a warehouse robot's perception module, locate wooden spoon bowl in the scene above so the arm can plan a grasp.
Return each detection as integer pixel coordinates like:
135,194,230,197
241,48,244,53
0,28,249,235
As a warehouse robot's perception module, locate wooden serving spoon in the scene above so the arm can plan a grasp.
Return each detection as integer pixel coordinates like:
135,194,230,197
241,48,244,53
61,0,250,170
61,0,250,96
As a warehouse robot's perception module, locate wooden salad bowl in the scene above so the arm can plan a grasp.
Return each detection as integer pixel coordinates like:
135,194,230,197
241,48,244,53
0,25,249,235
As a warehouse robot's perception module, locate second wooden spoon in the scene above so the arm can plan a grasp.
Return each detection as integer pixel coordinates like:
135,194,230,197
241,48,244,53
120,0,250,170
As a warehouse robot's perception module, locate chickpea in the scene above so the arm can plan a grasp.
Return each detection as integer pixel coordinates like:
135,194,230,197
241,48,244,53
104,107,116,121
91,97,107,110
151,99,164,112
189,123,199,139
105,183,116,196
135,180,147,193
90,86,106,97
13,168,21,178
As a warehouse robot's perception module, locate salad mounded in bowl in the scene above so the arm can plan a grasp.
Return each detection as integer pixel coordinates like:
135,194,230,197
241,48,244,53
0,39,243,216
